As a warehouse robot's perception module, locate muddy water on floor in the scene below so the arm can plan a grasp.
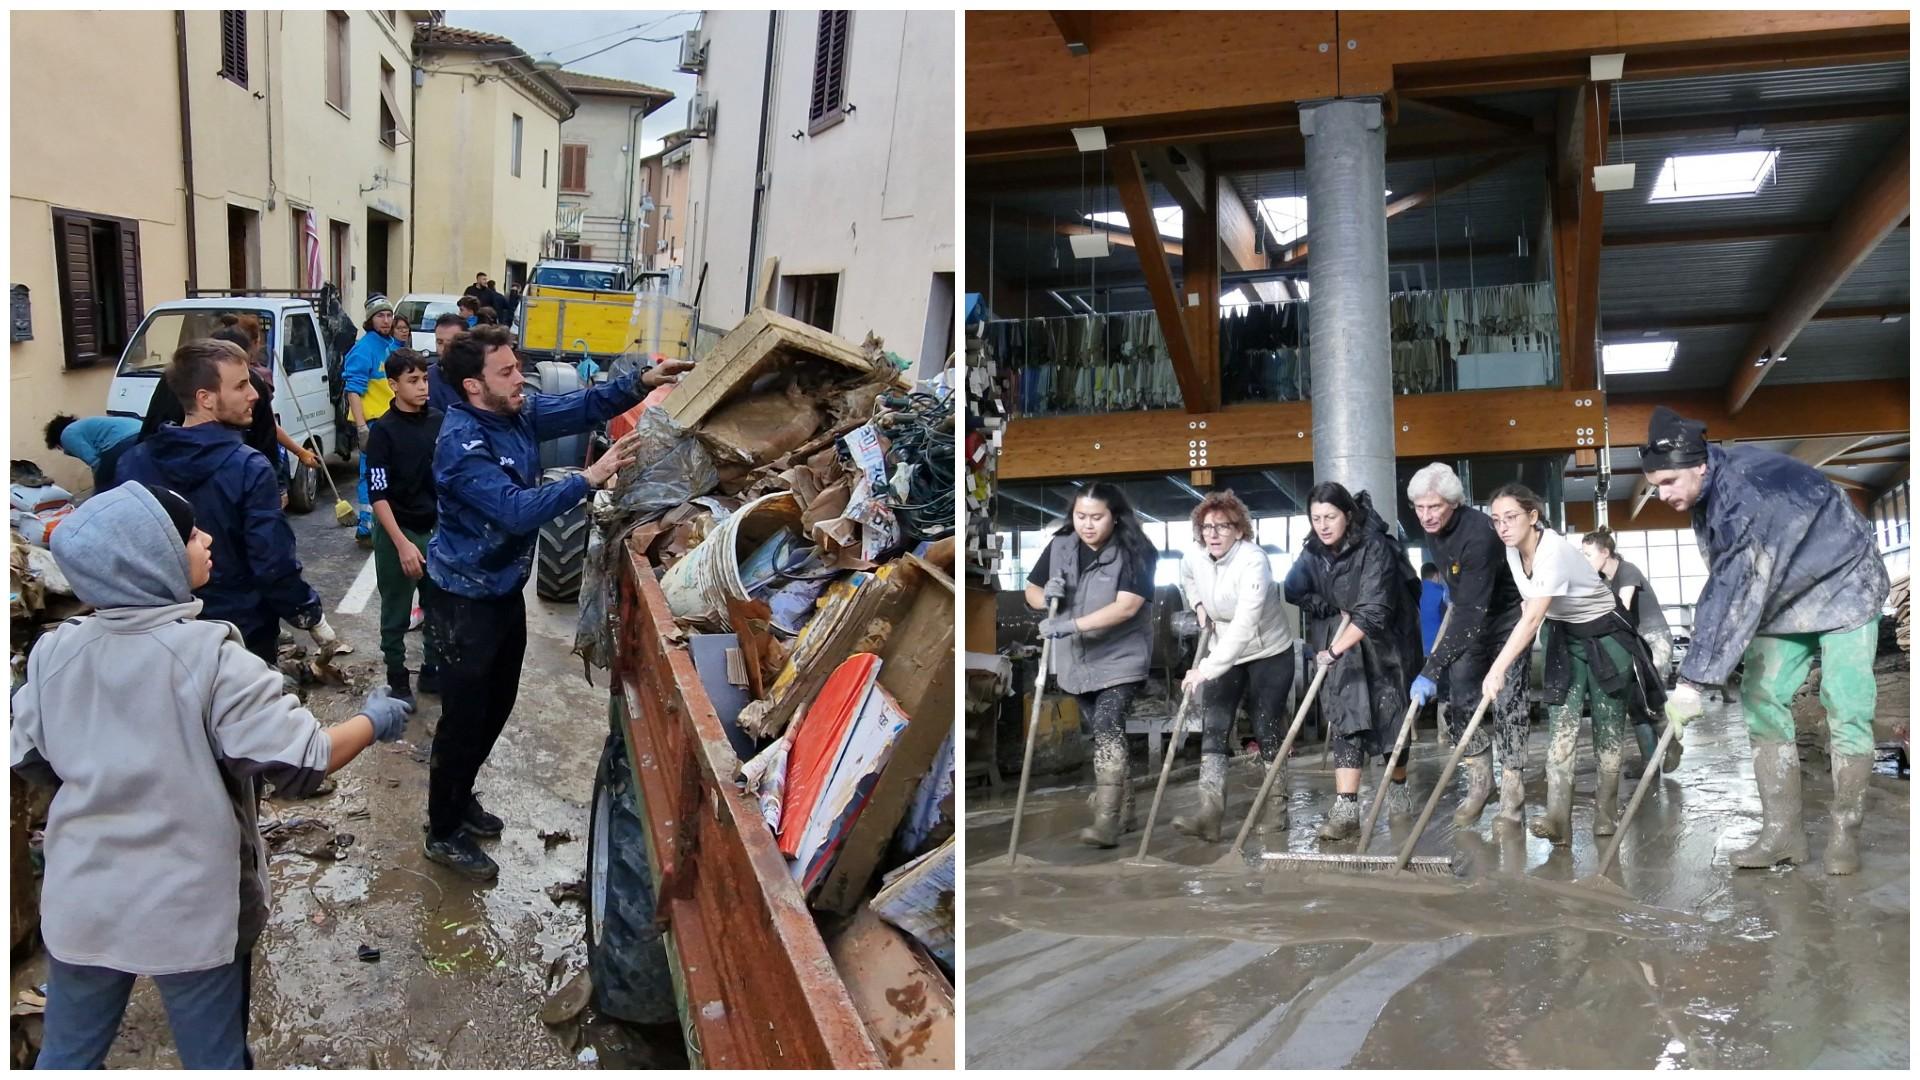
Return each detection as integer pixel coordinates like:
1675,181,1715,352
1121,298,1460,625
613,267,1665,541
968,699,1910,1069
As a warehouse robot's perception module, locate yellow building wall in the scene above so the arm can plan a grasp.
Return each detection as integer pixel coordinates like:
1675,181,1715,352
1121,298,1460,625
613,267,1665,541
8,10,191,495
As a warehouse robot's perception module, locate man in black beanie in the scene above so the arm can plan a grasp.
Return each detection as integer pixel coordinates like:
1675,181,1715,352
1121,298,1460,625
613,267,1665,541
1642,405,1889,876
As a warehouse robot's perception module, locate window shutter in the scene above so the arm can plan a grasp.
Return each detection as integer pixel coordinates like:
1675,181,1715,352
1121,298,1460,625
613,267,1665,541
220,11,248,87
117,219,143,339
50,210,98,366
809,12,850,129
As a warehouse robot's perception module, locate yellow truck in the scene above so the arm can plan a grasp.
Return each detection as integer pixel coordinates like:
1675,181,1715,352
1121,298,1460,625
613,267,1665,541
515,259,697,368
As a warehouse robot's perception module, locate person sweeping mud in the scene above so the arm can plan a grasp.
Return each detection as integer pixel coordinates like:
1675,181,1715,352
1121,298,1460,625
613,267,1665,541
1639,406,1888,875
1583,527,1681,780
1282,483,1423,841
1024,483,1158,848
1479,484,1665,844
1172,490,1296,841
1406,463,1533,829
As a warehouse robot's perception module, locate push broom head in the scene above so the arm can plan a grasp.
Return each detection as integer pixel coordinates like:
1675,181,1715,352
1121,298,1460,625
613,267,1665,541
335,498,356,526
1258,851,1458,876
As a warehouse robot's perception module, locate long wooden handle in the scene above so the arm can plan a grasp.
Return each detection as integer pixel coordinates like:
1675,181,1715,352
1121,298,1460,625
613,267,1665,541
1227,614,1351,858
1358,610,1452,853
1134,625,1214,860
1593,717,1679,878
1005,598,1059,866
1394,693,1492,871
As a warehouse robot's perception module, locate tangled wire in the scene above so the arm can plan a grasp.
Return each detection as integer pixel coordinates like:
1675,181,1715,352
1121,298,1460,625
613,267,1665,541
875,390,955,543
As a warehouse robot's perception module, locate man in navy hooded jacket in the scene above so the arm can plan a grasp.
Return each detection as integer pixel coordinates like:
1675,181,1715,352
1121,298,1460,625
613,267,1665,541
114,339,336,666
421,324,689,879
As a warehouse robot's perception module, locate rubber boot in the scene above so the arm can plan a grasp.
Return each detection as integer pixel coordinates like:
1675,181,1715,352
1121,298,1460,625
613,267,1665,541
1529,755,1574,846
1172,753,1228,842
1079,754,1127,848
1732,740,1810,869
1823,753,1871,876
1593,744,1624,837
1118,776,1139,837
1494,760,1527,828
1317,794,1361,841
1252,757,1290,833
1626,722,1659,781
1452,752,1494,825
1662,726,1684,773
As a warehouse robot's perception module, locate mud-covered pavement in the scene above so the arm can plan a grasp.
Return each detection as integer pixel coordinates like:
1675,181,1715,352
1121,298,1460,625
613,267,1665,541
13,466,668,1068
966,688,1910,1069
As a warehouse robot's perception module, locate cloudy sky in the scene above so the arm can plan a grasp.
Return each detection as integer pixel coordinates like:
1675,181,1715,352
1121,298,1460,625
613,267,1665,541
445,9,702,156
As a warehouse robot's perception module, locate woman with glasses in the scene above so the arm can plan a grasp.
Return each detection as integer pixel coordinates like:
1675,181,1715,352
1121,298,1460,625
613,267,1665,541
1479,484,1666,844
1282,482,1424,842
1171,491,1296,841
1024,483,1160,848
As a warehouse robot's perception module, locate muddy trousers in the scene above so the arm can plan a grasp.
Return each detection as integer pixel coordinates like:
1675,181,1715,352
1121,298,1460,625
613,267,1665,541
1536,649,1630,841
424,589,527,841
1074,683,1139,774
38,954,253,1069
1198,651,1297,761
372,524,443,677
1740,619,1879,758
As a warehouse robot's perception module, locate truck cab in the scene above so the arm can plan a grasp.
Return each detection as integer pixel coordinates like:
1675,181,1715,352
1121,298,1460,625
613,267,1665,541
104,294,340,512
529,258,631,293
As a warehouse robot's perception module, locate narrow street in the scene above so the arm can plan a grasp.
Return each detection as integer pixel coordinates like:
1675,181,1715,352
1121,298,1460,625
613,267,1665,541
13,462,664,1069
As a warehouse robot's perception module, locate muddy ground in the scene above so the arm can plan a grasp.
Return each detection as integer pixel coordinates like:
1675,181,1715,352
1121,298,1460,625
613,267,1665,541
966,679,1910,1069
12,465,680,1069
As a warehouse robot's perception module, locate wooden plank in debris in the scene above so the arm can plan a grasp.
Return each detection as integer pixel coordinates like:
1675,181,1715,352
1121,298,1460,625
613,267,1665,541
664,309,877,429
825,905,955,1069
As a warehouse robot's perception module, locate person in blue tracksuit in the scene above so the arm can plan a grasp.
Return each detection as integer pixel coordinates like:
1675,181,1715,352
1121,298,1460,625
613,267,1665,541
419,325,692,879
112,339,337,667
342,296,404,544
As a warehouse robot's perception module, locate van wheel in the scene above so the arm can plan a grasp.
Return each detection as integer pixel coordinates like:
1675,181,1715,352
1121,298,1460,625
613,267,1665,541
535,466,587,602
586,726,678,1025
287,448,319,514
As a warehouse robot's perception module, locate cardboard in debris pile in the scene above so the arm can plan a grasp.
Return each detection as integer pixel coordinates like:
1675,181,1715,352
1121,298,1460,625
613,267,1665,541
825,905,954,1069
663,309,893,429
870,837,955,970
696,383,824,468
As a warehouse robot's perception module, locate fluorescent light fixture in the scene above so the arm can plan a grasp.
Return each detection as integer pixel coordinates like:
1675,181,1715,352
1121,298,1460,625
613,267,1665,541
1881,313,1904,324
1754,353,1786,368
1593,163,1637,192
1602,340,1677,375
1649,149,1780,203
1070,126,1107,153
1590,53,1626,81
1068,232,1111,259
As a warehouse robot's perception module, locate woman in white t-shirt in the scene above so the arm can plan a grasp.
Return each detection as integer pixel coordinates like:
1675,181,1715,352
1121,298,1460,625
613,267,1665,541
1479,484,1667,846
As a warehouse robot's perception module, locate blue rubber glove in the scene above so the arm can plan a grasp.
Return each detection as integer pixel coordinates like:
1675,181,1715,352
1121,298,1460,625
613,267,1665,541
1038,615,1078,640
1410,674,1438,707
360,686,415,743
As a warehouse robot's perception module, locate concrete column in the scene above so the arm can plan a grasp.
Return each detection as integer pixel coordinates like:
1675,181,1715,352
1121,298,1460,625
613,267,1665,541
1302,98,1397,514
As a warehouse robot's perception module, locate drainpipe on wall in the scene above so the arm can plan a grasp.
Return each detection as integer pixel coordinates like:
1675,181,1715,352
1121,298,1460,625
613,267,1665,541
174,10,200,293
621,102,643,270
408,46,419,292
743,11,777,314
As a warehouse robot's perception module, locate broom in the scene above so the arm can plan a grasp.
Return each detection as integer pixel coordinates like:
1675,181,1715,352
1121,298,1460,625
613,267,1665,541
1214,614,1348,866
1125,623,1215,866
996,597,1061,869
281,371,356,525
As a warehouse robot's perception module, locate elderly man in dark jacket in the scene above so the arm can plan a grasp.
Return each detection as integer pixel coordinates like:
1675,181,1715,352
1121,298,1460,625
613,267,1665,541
1643,406,1889,876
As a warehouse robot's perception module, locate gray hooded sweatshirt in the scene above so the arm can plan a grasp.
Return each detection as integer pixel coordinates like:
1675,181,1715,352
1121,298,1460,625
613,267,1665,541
9,484,333,975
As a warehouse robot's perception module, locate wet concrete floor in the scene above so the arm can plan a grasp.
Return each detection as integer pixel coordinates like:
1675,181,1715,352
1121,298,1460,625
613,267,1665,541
13,466,672,1069
967,691,1910,1069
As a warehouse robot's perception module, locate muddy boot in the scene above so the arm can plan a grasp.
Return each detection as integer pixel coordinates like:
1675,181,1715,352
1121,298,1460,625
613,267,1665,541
1255,787,1290,834
1079,752,1127,848
1172,754,1227,842
1316,794,1361,842
1823,753,1871,876
1593,745,1624,837
1733,740,1810,869
1662,726,1684,773
1494,762,1527,828
1383,778,1414,818
1118,775,1139,837
1529,757,1573,846
1626,722,1659,781
1451,752,1494,825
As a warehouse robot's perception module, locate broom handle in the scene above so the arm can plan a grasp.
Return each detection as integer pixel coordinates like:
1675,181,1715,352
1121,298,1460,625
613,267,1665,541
1593,717,1679,879
1228,614,1350,858
1394,692,1492,871
1359,610,1452,854
1135,624,1214,860
1005,598,1059,867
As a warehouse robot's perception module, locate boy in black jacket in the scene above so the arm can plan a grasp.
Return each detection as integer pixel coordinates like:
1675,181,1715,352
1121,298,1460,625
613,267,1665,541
366,350,444,704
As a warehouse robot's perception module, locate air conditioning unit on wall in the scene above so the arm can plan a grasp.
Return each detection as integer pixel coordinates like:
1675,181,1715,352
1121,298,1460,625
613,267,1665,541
677,30,707,74
686,91,715,137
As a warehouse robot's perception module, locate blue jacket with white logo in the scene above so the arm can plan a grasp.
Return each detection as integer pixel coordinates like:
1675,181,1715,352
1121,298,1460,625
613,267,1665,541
426,369,645,599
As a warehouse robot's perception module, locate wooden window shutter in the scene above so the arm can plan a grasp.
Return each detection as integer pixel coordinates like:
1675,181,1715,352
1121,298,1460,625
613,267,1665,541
561,145,588,192
220,11,248,87
809,11,850,130
117,219,143,341
50,210,99,367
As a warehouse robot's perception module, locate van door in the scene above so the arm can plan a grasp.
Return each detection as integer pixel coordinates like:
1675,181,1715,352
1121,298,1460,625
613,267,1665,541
280,309,333,454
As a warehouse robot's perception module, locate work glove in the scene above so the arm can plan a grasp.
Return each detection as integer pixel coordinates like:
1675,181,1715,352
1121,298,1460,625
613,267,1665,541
1038,615,1078,640
308,617,340,661
360,686,415,743
1664,682,1705,731
1042,575,1068,603
1410,674,1439,707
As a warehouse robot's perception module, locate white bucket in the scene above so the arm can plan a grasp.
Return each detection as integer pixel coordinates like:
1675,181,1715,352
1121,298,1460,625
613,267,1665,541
660,491,803,630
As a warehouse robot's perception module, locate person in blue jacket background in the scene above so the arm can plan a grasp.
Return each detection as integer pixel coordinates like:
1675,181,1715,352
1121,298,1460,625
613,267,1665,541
419,325,691,880
342,296,404,544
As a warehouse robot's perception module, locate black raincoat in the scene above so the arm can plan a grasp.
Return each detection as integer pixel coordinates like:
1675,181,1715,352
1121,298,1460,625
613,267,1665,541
1682,445,1891,687
1283,494,1425,748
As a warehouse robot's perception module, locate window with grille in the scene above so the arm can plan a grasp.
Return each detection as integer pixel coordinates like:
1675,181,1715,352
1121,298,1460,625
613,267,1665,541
325,11,350,113
559,144,588,192
807,11,851,135
219,11,248,88
50,208,143,369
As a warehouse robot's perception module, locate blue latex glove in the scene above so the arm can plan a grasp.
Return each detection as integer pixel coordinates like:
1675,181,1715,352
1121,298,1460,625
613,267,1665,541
1038,615,1078,640
1410,674,1439,707
361,686,415,743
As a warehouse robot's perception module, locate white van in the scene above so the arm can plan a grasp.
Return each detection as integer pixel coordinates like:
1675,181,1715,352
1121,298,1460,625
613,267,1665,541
104,295,341,513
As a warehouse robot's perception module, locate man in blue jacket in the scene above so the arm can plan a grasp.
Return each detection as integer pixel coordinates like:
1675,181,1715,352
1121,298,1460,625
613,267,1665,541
113,339,337,666
1644,405,1890,876
422,325,690,878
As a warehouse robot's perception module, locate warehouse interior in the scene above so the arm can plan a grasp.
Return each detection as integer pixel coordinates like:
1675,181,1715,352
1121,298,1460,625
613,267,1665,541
960,10,1909,1069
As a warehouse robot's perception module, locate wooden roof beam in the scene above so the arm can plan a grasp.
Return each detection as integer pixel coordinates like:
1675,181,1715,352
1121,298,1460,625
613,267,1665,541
1048,11,1091,56
1401,96,1541,135
1113,149,1213,412
1726,139,1910,414
1272,149,1530,267
1790,436,1875,468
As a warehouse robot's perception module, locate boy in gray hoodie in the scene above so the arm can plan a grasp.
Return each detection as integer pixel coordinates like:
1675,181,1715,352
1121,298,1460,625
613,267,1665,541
9,483,415,1068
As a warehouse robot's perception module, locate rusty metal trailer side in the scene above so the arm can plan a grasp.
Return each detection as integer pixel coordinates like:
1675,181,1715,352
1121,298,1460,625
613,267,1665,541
612,538,882,1069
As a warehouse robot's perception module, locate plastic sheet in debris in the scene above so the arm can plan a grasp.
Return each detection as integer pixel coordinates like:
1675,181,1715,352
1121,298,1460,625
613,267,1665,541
611,405,719,518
